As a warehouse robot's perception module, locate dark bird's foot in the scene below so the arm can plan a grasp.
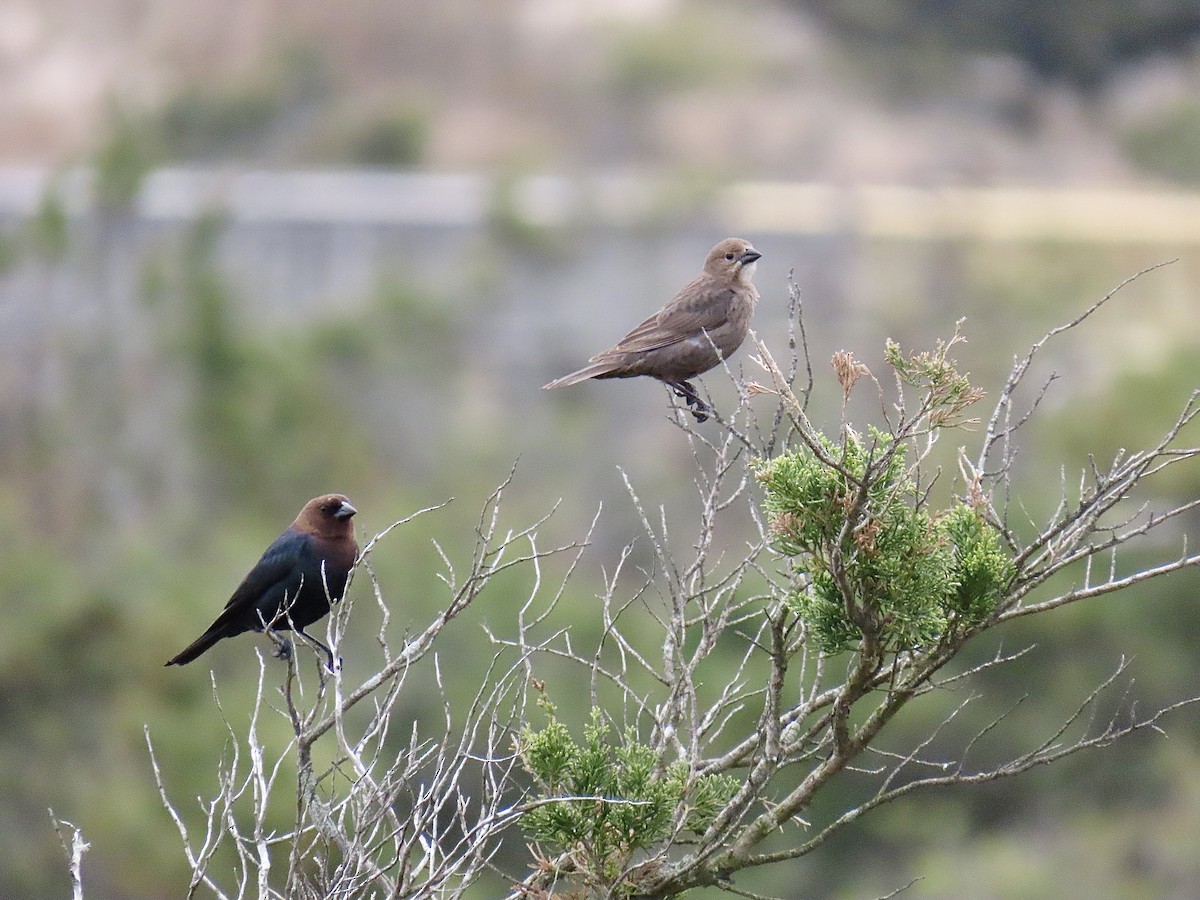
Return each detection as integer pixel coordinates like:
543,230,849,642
669,381,712,423
269,633,294,661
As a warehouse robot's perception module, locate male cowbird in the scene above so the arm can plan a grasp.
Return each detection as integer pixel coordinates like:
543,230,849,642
165,494,358,670
543,237,761,421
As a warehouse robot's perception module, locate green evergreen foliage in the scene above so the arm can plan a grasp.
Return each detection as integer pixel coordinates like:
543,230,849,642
884,336,981,427
520,702,737,891
755,338,1012,655
939,502,1015,623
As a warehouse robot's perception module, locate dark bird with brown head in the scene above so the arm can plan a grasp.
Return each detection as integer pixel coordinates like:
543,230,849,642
165,494,358,670
543,237,762,421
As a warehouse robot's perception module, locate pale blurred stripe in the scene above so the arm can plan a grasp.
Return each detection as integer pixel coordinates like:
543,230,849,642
725,181,1200,244
4,167,1200,244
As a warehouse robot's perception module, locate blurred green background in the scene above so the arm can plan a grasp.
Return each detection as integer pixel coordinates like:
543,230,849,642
2,0,1199,896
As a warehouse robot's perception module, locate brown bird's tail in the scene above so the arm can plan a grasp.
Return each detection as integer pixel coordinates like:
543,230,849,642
164,625,229,666
542,361,620,390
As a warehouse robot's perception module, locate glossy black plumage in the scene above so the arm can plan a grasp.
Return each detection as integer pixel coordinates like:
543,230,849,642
165,494,358,668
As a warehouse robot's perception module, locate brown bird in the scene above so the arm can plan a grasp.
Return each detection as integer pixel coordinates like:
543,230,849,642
543,237,761,421
165,494,358,670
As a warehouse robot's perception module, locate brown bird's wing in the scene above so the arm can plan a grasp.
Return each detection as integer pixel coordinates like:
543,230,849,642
596,281,739,358
542,276,740,390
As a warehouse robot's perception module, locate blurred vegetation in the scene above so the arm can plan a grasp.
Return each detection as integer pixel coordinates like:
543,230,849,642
344,109,430,167
1121,100,1200,185
795,0,1200,89
166,213,377,510
92,105,158,210
88,45,429,172
484,169,562,256
0,183,70,271
157,45,329,162
158,83,285,159
601,6,760,99
26,187,71,262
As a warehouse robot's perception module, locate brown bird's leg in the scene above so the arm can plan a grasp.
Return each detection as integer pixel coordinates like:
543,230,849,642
667,380,711,423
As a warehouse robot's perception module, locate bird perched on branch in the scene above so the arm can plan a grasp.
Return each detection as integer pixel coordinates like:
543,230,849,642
543,237,761,421
165,494,358,670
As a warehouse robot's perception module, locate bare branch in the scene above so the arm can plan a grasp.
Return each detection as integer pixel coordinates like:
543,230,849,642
49,812,90,900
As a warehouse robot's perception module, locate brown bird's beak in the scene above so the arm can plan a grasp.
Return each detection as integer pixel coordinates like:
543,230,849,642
334,500,357,520
739,249,762,265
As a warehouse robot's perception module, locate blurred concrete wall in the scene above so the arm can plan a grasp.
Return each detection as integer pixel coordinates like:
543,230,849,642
2,165,1196,412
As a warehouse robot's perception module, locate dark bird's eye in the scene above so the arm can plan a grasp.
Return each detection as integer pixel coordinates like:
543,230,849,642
725,252,735,260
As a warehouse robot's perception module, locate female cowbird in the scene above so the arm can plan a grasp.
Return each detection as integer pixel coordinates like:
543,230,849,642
543,237,761,421
165,494,358,669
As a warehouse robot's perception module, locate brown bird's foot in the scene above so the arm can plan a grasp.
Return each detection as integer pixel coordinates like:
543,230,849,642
669,381,712,423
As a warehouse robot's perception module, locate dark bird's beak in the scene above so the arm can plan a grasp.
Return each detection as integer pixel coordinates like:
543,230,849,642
334,500,357,520
739,249,762,265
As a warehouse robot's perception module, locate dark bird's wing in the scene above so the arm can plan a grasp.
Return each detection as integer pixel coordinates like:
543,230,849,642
164,531,311,666
220,531,312,617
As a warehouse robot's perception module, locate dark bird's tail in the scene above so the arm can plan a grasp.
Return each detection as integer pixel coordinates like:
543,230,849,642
543,361,619,390
164,627,228,667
